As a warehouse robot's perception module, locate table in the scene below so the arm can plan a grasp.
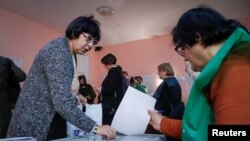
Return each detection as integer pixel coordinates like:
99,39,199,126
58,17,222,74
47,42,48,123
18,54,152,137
53,134,165,141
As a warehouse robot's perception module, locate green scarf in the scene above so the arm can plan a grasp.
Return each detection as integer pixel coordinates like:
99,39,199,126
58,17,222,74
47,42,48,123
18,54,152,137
182,28,250,141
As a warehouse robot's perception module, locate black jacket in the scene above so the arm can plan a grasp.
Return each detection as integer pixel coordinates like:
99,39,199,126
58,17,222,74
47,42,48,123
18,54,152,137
79,84,96,104
0,56,26,138
101,65,124,109
153,77,184,119
101,65,125,125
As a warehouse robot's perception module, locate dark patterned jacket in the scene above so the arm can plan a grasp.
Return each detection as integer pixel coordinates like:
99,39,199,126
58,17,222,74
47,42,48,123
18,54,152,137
7,37,96,141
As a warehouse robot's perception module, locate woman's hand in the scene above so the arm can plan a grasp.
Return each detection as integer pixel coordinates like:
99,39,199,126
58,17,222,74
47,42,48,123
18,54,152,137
85,95,91,100
76,95,87,105
148,110,164,132
96,125,116,140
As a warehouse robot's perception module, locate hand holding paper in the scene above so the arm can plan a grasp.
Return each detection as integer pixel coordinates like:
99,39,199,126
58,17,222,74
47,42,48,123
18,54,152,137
111,86,156,135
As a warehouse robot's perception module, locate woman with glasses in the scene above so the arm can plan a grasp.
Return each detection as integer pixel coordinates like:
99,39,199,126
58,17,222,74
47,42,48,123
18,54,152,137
7,16,116,141
148,6,250,141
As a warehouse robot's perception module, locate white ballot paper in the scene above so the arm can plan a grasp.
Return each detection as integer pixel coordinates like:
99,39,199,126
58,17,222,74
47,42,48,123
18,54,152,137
111,86,156,135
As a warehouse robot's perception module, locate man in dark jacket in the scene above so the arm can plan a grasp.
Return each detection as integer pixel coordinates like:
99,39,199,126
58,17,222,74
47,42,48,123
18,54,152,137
0,56,26,138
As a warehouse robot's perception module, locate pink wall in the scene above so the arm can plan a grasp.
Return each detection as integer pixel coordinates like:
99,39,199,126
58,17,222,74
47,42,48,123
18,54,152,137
94,35,185,84
0,8,61,73
91,35,190,102
85,50,99,87
1,7,250,103
239,17,250,30
91,17,250,103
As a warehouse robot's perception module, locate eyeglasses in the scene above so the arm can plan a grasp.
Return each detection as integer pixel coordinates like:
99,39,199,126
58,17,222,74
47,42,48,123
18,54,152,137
83,33,98,45
174,46,185,57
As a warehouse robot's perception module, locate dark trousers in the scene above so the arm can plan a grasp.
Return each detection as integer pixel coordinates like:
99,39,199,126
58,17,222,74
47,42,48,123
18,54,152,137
102,114,114,125
102,104,116,125
47,113,67,140
0,112,11,138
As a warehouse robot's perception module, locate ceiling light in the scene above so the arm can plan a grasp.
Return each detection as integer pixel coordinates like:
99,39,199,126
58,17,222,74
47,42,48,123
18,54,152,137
96,6,114,17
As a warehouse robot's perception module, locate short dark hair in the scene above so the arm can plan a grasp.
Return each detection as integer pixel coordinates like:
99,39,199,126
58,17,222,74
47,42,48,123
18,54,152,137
65,15,101,42
122,71,128,76
135,76,143,81
172,6,248,49
101,53,117,65
78,74,86,83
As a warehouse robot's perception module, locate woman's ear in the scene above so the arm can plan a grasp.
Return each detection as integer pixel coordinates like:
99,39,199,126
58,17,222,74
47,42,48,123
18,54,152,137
195,33,202,43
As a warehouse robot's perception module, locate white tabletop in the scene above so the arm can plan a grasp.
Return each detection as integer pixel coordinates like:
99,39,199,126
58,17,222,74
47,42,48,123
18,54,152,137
53,134,165,141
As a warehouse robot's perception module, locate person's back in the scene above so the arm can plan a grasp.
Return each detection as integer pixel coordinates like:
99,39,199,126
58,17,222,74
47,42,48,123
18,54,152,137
152,62,184,141
101,65,125,125
153,62,184,119
0,56,26,138
101,53,126,125
0,56,11,138
157,77,184,119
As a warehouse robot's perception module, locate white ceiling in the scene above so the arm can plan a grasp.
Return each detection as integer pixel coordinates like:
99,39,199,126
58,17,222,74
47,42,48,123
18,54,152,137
0,0,249,47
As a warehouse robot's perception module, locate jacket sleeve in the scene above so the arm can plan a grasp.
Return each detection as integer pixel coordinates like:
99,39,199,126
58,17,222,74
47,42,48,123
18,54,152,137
160,117,182,139
41,47,96,133
210,56,250,124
